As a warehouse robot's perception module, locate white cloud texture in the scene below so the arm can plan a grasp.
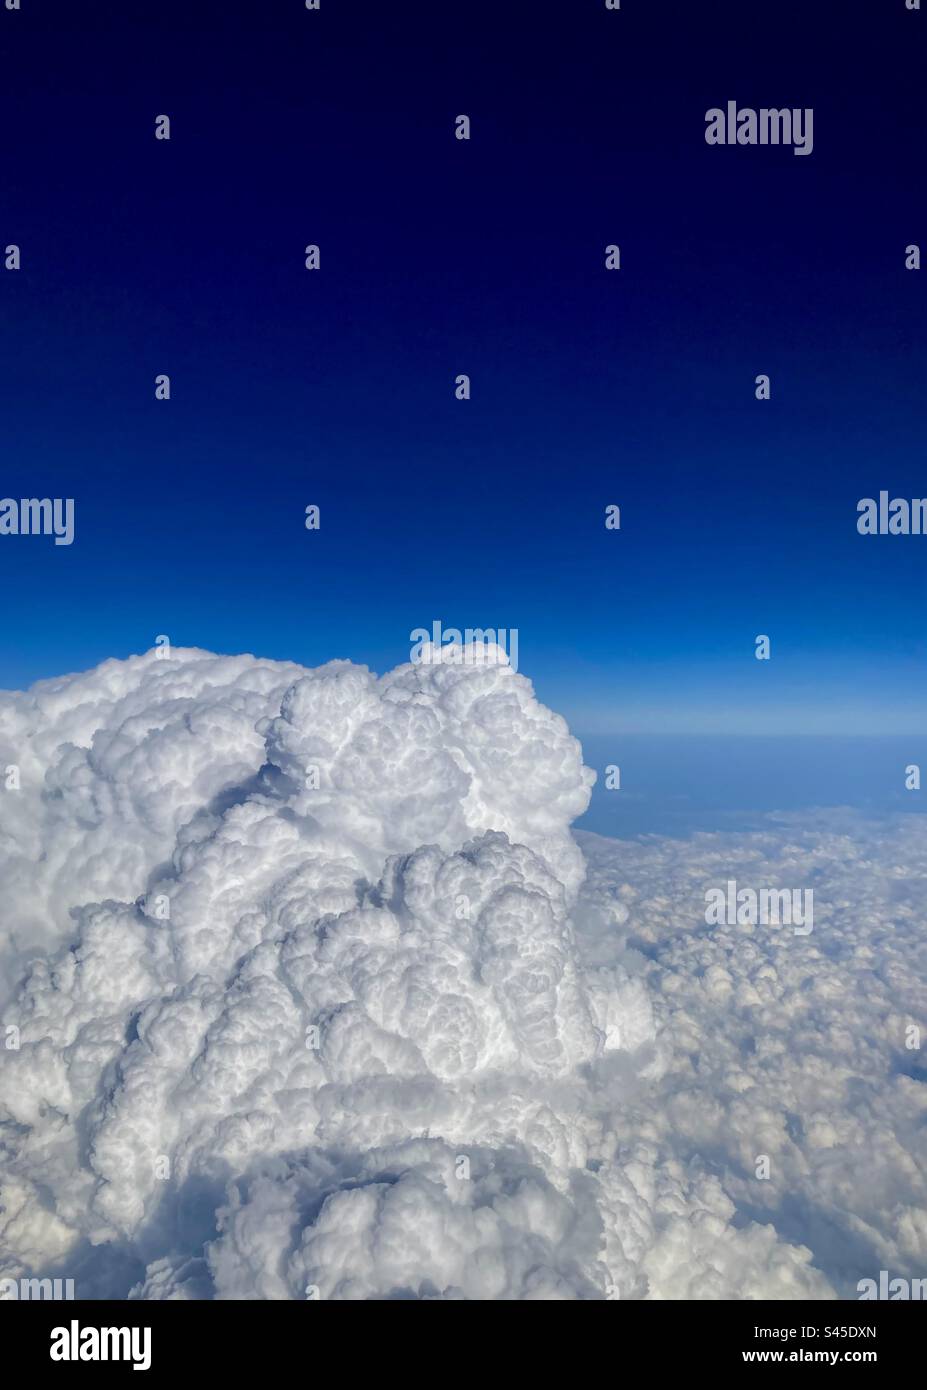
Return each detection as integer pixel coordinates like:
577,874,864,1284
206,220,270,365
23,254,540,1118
0,646,923,1299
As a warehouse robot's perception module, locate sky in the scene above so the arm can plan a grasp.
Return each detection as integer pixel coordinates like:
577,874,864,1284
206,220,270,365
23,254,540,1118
1,0,925,735
1,4,925,1310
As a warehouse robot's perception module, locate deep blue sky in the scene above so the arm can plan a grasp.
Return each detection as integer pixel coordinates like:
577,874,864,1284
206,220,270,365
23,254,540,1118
1,0,924,734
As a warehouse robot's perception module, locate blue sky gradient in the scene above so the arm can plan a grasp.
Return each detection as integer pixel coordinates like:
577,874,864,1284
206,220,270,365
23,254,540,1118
1,0,924,735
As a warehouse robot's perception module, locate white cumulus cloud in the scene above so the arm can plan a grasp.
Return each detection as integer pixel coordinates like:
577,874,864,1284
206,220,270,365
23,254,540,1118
1,644,920,1299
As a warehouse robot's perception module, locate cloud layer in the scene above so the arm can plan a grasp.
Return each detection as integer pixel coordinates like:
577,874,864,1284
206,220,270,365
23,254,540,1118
1,646,922,1298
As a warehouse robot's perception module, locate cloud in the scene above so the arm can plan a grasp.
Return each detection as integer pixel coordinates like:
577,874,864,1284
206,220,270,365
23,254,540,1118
2,644,920,1299
0,648,306,995
577,820,927,1295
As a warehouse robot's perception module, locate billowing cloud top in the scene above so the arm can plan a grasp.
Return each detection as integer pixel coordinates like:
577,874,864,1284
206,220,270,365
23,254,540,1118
2,646,915,1299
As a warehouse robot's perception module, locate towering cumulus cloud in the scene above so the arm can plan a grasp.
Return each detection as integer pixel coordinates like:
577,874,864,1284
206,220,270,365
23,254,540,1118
0,646,839,1298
